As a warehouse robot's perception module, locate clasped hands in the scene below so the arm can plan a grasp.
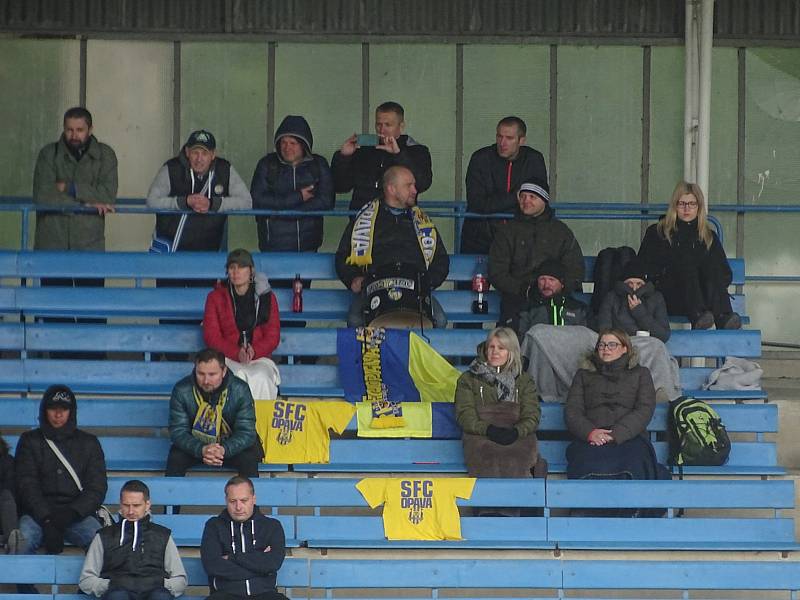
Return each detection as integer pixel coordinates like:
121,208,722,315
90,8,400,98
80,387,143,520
588,428,615,446
202,443,226,467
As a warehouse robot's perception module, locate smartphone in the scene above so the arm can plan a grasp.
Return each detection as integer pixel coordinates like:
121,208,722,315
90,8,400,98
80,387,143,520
356,133,380,147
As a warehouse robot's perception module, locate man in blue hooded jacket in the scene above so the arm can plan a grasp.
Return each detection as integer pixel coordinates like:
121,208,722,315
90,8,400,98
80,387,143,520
251,115,334,253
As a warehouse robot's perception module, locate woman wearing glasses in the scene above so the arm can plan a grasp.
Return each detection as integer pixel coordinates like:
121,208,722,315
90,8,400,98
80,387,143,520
564,329,663,481
638,180,740,330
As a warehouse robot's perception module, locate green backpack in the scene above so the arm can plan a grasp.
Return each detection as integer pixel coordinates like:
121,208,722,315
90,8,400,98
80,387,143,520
668,397,731,470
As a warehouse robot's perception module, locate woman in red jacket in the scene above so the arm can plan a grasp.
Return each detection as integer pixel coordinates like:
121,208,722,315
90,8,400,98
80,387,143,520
203,249,281,399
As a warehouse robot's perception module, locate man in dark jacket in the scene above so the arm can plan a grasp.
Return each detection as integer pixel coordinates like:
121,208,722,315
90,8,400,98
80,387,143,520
462,116,548,255
15,385,107,555
335,166,449,327
146,129,252,253
166,348,263,478
518,259,589,337
332,101,432,211
251,115,334,253
489,180,584,332
79,480,187,600
201,476,287,600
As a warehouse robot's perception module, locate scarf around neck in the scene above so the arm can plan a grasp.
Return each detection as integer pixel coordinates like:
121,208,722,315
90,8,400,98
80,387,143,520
468,358,519,403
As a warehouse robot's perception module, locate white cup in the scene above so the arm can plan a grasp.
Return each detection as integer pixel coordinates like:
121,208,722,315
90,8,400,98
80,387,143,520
636,330,650,337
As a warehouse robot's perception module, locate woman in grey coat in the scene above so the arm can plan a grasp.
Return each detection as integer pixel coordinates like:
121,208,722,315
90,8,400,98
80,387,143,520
565,329,665,481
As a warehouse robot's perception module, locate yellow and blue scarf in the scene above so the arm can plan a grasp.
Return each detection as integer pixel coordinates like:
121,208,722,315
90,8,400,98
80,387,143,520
191,386,231,445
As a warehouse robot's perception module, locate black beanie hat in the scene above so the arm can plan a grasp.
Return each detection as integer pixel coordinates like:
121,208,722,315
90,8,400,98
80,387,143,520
536,259,566,283
620,257,647,282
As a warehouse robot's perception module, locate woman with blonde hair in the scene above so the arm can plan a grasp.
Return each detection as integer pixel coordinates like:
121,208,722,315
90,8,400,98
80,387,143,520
638,180,740,330
455,327,542,479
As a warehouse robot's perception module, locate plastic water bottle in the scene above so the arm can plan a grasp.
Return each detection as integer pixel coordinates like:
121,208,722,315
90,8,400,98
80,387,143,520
292,274,303,313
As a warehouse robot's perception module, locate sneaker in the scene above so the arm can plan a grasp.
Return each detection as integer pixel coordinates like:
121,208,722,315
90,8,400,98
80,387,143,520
5,528,24,554
717,312,742,330
691,310,714,330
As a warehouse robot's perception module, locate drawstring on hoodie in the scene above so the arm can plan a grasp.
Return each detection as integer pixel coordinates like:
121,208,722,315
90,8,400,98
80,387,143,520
190,169,214,199
228,518,257,595
119,519,140,551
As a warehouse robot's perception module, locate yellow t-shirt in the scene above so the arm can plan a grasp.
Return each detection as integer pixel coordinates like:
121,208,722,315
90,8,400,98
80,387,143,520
255,400,355,464
356,477,476,540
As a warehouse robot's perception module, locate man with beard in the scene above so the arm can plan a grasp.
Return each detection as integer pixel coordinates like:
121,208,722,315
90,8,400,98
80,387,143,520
33,107,118,252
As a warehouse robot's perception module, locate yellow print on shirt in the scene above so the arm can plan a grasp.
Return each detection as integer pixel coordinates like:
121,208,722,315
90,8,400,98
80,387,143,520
271,401,306,446
401,480,433,525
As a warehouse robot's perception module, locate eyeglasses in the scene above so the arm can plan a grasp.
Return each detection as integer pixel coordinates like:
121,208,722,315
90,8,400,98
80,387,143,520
596,341,621,350
677,201,698,209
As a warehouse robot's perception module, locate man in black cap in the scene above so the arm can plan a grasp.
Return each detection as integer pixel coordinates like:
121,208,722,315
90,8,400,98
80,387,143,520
489,179,584,333
517,259,590,337
14,385,107,555
147,129,252,253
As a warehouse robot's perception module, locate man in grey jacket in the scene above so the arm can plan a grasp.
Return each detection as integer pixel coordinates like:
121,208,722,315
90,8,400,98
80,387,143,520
79,480,187,600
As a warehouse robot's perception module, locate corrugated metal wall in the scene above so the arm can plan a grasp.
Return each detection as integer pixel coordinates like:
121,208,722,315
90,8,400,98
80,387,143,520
0,0,798,41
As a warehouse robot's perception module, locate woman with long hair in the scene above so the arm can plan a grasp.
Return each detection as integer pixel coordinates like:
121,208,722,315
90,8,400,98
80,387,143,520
638,180,740,330
455,327,542,479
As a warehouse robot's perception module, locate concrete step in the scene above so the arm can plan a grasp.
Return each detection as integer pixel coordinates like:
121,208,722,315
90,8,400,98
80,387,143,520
759,348,800,379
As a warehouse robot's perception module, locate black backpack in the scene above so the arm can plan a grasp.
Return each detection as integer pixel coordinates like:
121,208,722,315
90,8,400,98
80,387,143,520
668,396,731,473
590,246,637,315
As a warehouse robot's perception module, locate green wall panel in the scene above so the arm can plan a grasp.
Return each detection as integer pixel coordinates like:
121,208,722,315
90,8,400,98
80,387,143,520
649,46,684,206
274,43,362,253
181,42,269,251
708,48,738,209
462,44,551,195
0,40,80,248
369,44,457,250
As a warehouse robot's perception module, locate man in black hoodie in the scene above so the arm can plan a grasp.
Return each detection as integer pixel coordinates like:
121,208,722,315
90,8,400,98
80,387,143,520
332,101,432,211
15,385,107,555
201,476,287,600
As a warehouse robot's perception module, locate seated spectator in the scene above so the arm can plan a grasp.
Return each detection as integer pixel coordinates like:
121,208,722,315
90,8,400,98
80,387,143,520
15,385,107,555
251,114,334,255
565,329,665,482
518,260,597,403
79,479,187,600
489,180,584,332
166,349,263,478
638,180,741,330
203,249,281,400
596,257,681,401
332,101,432,211
335,165,449,328
455,327,542,480
0,432,21,554
201,476,287,600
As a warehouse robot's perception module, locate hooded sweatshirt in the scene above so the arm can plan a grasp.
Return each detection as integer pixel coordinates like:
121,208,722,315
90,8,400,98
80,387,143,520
251,115,334,252
15,395,108,524
200,506,286,596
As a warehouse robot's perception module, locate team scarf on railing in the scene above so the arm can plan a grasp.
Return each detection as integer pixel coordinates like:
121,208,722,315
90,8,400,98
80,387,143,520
191,387,231,445
346,199,437,268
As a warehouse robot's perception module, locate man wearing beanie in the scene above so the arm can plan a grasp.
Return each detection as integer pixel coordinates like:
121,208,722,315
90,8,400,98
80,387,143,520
14,385,107,555
251,115,334,255
489,179,584,332
517,258,590,337
147,129,252,253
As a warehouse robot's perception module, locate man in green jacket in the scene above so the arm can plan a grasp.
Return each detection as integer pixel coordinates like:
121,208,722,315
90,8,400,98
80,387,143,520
33,107,118,252
166,348,263,477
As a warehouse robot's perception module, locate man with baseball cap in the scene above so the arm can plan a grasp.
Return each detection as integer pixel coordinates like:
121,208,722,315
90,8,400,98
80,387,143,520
14,385,107,556
147,129,252,253
489,179,584,332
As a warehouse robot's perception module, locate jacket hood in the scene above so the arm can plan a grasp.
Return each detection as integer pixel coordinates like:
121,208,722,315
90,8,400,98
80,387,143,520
218,504,264,525
38,388,78,427
579,347,640,372
274,115,313,155
218,271,272,297
613,280,656,299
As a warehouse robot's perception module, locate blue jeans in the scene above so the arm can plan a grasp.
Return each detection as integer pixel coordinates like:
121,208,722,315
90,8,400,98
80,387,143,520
104,588,173,600
17,513,101,554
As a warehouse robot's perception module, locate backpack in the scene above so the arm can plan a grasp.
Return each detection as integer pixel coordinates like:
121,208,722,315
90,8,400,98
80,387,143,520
590,245,637,315
668,396,731,471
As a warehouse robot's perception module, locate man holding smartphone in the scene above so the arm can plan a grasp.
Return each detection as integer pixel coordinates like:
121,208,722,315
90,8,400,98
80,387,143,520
332,101,432,211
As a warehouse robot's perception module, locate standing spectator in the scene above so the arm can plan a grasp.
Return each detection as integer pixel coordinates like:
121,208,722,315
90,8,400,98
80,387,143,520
251,115,334,255
332,101,432,211
0,432,21,554
204,249,281,400
638,180,741,330
462,116,548,255
15,385,107,555
33,106,117,253
166,349,263,478
146,129,251,254
201,476,287,600
489,180,584,332
79,479,187,600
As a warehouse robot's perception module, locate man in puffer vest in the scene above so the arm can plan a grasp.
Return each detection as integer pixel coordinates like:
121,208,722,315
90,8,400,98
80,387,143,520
79,480,187,600
201,476,287,600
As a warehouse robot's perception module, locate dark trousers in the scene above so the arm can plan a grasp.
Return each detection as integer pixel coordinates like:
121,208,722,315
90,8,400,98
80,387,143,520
165,443,261,478
658,262,733,324
207,591,288,600
104,587,172,600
